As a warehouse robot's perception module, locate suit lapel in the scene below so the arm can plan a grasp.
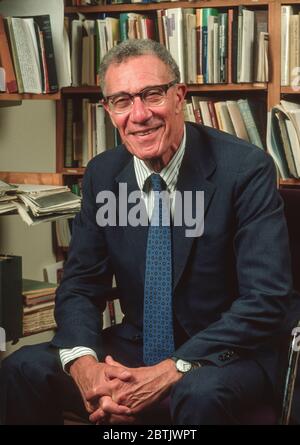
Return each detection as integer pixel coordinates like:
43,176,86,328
115,157,148,283
172,124,216,290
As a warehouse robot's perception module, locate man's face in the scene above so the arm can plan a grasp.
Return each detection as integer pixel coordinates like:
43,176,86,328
103,55,187,168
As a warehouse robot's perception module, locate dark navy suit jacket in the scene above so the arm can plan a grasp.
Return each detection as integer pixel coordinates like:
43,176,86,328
52,122,292,389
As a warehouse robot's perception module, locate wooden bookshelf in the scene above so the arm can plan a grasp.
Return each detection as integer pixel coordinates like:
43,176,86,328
1,0,300,184
61,84,268,96
281,87,300,95
0,92,61,101
280,178,300,186
65,0,272,14
0,172,64,186
62,168,85,176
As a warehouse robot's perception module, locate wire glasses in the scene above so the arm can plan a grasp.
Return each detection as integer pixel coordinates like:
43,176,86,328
102,80,177,114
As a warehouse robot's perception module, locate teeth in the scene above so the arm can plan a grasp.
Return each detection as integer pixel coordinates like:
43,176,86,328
135,128,157,136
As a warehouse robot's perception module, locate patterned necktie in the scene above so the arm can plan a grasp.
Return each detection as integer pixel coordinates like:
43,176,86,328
143,173,175,365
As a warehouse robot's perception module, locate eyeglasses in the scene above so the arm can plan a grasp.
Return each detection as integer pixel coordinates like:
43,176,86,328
102,80,177,114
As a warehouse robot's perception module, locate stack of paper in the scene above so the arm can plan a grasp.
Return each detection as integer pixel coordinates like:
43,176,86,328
15,184,81,226
0,179,18,214
0,181,81,225
267,100,300,179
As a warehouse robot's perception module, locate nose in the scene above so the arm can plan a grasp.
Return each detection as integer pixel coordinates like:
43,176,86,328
129,96,152,122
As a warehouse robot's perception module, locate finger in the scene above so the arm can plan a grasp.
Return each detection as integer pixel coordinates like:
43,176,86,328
101,396,132,416
107,414,137,425
89,407,107,424
86,397,100,412
85,388,106,402
104,366,132,381
104,366,132,382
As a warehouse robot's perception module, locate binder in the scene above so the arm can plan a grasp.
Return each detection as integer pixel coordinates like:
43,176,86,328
0,254,22,342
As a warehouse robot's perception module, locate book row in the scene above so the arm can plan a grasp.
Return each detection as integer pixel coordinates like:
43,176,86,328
66,6,269,88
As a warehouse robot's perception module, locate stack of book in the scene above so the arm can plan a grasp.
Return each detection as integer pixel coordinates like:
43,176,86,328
22,278,57,336
0,183,81,225
0,14,58,94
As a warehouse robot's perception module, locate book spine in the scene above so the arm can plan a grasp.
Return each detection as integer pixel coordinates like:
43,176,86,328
0,15,18,93
5,17,24,93
33,15,58,92
238,99,264,149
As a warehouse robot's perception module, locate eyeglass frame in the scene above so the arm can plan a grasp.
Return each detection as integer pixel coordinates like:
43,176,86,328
101,79,178,114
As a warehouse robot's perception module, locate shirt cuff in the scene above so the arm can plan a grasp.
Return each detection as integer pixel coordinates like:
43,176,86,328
59,347,99,374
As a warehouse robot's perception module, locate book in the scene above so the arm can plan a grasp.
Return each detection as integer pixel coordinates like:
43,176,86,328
226,100,249,141
0,67,5,91
22,278,57,296
30,15,58,92
267,110,290,179
23,300,56,336
281,5,293,86
0,14,17,92
6,16,43,93
237,99,264,149
43,261,64,284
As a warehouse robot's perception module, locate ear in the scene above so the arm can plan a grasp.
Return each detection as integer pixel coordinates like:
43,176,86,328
102,102,118,128
175,83,188,114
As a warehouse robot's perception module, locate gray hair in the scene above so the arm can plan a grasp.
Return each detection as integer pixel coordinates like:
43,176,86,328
99,39,181,94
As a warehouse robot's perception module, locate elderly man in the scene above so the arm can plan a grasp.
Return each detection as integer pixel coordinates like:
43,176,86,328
0,39,293,425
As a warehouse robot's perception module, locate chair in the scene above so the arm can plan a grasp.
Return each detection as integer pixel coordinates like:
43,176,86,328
242,188,300,425
278,188,300,425
65,188,300,425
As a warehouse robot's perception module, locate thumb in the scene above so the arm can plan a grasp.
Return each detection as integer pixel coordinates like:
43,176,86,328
105,355,119,366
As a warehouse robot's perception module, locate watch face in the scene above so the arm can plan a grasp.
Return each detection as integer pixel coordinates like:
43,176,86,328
177,359,192,373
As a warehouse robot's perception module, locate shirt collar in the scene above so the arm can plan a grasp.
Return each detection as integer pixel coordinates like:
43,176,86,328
134,125,186,192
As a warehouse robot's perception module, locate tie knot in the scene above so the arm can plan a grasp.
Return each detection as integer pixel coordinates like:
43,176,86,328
150,174,165,192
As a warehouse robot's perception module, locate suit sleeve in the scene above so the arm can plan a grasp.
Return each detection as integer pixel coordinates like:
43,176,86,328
51,162,113,358
174,150,293,366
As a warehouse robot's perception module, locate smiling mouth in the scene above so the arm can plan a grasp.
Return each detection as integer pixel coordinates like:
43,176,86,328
131,126,162,137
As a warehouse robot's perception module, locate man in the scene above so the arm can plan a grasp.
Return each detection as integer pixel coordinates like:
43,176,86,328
0,39,293,425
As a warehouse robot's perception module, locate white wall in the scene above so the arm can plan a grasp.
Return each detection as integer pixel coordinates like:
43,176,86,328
0,101,57,279
0,100,56,171
0,101,58,356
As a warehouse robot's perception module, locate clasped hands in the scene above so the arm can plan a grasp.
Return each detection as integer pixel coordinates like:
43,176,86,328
70,354,181,425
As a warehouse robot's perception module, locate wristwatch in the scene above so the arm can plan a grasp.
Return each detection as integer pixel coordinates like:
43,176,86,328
171,357,201,373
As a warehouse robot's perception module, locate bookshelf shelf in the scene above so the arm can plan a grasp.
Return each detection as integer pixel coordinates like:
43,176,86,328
65,0,272,14
281,87,300,95
187,83,268,92
0,172,64,185
280,179,300,186
61,83,267,96
62,169,85,176
280,0,300,4
61,87,101,95
0,92,61,101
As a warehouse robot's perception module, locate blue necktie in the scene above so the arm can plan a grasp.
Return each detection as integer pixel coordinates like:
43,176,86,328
143,173,175,365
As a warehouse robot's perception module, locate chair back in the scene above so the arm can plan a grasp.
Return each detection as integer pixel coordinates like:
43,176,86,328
279,188,300,425
279,188,300,293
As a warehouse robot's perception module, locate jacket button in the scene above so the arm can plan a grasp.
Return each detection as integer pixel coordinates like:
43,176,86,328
132,334,141,341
